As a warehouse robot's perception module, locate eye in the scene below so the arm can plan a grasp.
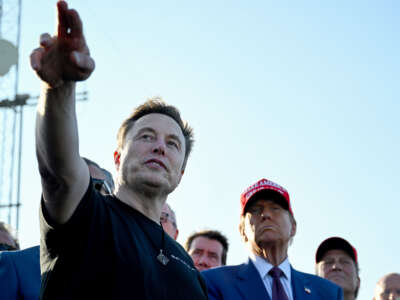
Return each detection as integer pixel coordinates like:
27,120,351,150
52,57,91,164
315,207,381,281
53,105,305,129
141,134,154,141
248,206,263,216
167,140,179,149
322,259,334,266
209,253,219,261
191,249,202,256
167,139,180,150
340,259,351,265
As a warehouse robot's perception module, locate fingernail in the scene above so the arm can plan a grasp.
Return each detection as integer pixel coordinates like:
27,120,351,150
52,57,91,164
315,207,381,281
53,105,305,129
72,52,80,65
40,36,49,46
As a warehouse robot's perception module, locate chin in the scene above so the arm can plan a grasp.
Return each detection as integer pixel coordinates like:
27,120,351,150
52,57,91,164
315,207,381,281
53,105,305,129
196,266,207,272
140,173,178,193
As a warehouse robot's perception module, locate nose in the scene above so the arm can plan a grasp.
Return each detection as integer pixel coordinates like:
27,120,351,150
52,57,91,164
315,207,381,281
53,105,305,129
152,140,165,155
260,209,272,219
196,254,209,268
331,260,343,271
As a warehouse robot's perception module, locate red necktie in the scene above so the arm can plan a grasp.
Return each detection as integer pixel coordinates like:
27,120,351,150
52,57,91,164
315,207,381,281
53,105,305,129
269,267,289,300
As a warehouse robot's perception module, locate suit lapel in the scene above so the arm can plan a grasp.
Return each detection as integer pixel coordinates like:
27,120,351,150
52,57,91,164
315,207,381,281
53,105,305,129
291,267,313,299
236,259,271,300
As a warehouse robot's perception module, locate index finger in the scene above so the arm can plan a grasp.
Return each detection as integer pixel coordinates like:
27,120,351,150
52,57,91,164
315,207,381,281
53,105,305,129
56,1,83,39
56,0,69,38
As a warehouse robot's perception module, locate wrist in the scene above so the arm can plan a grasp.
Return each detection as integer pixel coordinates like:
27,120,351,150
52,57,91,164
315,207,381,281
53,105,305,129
40,81,76,102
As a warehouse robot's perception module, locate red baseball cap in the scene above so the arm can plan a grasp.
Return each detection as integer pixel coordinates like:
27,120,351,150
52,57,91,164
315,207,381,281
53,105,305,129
316,237,358,263
240,178,293,216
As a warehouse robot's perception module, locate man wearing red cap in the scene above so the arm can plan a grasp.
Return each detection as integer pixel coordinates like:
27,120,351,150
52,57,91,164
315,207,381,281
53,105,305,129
202,178,343,300
315,237,360,300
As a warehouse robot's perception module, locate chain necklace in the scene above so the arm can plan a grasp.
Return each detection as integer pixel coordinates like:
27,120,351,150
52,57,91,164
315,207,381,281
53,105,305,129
156,221,169,266
111,195,169,266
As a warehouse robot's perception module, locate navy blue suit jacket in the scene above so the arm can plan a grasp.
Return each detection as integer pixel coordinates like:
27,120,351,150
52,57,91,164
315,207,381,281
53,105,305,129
0,246,40,300
202,259,343,300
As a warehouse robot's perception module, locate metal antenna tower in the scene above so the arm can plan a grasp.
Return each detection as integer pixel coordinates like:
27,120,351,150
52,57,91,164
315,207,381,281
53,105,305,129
0,0,23,233
0,1,88,234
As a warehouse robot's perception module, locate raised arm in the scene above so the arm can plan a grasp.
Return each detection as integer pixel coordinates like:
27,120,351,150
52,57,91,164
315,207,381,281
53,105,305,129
30,1,95,224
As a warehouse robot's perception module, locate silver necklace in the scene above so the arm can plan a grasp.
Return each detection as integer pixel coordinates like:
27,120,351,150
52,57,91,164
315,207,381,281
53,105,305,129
156,222,169,266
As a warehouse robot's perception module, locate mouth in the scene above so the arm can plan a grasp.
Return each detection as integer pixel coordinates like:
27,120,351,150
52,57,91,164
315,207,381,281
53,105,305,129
260,225,275,232
328,273,345,281
145,159,167,171
195,264,208,272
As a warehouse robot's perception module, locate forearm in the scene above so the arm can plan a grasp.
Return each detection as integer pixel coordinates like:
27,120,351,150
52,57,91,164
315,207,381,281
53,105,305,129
31,1,93,224
36,81,80,183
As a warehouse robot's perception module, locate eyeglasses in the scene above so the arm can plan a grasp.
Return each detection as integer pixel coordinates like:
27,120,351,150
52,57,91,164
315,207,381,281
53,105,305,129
160,212,176,227
93,178,112,195
0,243,17,251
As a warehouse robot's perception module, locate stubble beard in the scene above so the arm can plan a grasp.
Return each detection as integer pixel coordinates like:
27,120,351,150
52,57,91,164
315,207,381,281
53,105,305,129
121,162,177,198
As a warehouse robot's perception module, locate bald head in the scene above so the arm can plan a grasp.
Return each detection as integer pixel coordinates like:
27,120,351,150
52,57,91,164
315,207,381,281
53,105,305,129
374,273,400,300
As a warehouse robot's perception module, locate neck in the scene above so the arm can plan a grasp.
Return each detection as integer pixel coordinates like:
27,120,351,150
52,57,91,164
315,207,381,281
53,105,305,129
254,243,289,266
114,184,166,223
343,291,355,300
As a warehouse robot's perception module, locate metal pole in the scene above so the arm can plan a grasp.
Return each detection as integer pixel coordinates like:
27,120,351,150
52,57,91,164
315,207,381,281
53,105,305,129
0,0,3,37
15,0,23,233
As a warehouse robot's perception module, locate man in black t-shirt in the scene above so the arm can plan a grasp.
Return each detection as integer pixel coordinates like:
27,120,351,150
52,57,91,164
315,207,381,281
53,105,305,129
30,2,207,299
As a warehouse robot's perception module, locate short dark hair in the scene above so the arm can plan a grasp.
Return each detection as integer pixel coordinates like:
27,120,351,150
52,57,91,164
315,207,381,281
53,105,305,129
185,230,229,265
116,97,194,169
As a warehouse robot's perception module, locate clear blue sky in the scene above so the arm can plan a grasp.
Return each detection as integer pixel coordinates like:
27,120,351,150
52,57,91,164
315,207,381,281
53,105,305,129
4,1,400,299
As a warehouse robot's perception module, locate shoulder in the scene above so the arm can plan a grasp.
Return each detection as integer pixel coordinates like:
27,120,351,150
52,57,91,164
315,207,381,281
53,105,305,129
202,263,247,282
1,245,39,258
201,262,261,300
17,245,40,256
0,250,18,296
292,268,343,298
0,246,40,269
0,250,13,264
295,269,338,286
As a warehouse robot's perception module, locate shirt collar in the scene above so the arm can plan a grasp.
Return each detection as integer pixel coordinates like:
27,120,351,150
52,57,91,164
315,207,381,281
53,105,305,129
249,252,292,282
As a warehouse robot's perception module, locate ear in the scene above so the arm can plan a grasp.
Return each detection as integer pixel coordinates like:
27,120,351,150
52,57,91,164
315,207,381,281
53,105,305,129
174,229,179,240
290,217,297,237
175,166,184,186
114,151,121,171
238,218,248,243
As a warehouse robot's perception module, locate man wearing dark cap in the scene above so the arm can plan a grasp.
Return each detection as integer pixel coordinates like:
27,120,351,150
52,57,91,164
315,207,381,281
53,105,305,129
316,237,360,300
202,178,343,300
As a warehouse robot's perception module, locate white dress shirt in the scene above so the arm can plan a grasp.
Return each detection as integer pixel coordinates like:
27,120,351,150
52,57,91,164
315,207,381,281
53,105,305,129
249,253,294,300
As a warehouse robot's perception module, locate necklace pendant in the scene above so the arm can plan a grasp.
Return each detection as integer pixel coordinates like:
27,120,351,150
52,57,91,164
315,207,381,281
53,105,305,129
157,250,169,266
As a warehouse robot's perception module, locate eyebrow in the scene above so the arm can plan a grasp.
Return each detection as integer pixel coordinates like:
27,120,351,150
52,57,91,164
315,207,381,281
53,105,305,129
135,127,156,137
168,134,183,148
136,127,183,148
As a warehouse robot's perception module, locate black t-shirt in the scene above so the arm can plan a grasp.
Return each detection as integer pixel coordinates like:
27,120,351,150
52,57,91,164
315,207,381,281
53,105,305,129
39,180,208,300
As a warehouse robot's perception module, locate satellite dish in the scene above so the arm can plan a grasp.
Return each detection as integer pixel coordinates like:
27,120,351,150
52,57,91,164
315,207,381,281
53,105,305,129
0,39,18,76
